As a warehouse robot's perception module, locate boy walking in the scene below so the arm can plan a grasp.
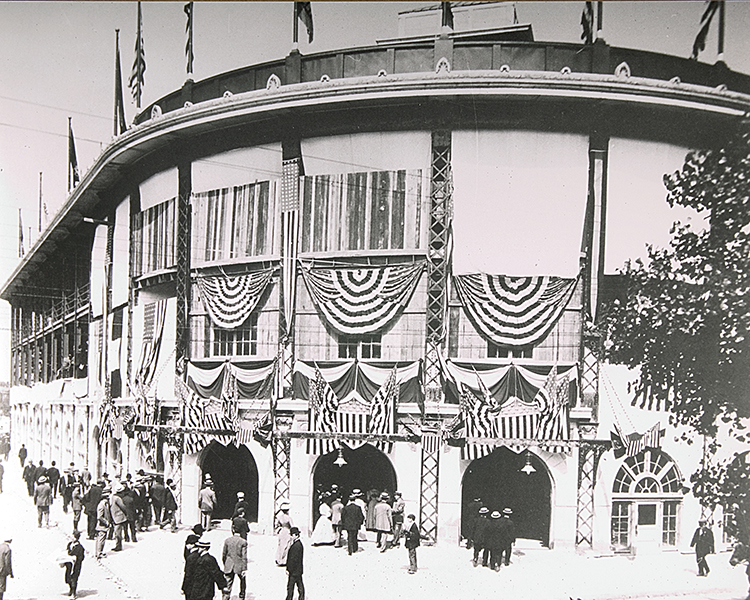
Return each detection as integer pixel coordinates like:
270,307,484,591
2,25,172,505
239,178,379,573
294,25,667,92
285,527,304,600
404,514,420,574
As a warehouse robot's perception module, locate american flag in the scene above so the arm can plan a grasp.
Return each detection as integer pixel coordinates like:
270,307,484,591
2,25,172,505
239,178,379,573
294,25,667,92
460,384,494,460
619,423,664,458
535,366,571,452
281,158,302,336
306,367,339,455
129,1,146,108
370,366,398,452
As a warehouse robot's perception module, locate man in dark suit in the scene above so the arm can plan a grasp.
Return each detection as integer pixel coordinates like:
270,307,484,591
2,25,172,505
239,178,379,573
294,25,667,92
149,476,166,526
190,540,226,600
341,495,365,556
222,531,247,600
498,507,516,567
82,480,103,540
690,519,715,576
23,461,36,496
46,461,60,498
285,527,304,600
404,514,421,574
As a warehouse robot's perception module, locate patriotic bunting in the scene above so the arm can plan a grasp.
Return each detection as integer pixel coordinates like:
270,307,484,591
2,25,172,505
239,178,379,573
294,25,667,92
336,399,369,450
281,158,302,336
460,384,495,461
300,263,424,335
177,376,235,455
370,367,398,453
611,423,664,459
453,274,578,347
136,300,167,391
195,270,274,329
307,367,340,455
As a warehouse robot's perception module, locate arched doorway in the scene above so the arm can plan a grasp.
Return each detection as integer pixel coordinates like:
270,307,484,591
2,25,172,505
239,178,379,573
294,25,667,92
312,444,397,520
200,441,259,522
462,447,552,546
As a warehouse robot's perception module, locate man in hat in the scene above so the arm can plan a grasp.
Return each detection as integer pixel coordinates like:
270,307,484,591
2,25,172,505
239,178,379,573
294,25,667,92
162,478,179,533
71,481,84,533
690,519,715,576
191,539,226,600
109,484,128,551
47,461,61,498
465,497,482,549
487,511,504,571
182,536,202,598
472,507,491,567
64,530,85,598
0,536,12,600
404,514,421,574
23,460,36,496
95,488,112,559
34,475,53,528
374,492,393,552
33,459,47,485
341,495,364,556
184,524,204,561
198,479,216,532
498,508,516,567
82,479,104,540
232,507,249,541
150,475,166,527
18,443,26,467
285,527,304,600
61,463,78,513
330,496,344,548
234,492,250,518
391,492,405,548
222,529,247,600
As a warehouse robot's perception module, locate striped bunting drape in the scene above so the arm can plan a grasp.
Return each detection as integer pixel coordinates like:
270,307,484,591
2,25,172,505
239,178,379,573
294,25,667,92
370,366,398,453
533,366,571,453
453,274,578,347
307,367,340,455
176,376,235,455
300,263,424,335
196,269,274,329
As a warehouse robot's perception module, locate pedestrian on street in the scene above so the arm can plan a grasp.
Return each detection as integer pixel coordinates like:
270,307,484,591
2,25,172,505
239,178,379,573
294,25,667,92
198,478,216,532
234,491,250,518
47,461,61,498
184,524,204,560
71,482,84,532
63,530,84,598
0,461,4,494
82,480,103,540
487,511,503,571
330,496,344,548
341,494,365,555
23,460,36,496
18,444,26,468
285,527,304,600
275,502,294,566
34,460,47,485
150,476,167,527
61,465,78,513
162,478,178,532
121,483,137,542
222,530,248,600
109,485,128,551
95,488,112,559
404,514,421,574
374,492,393,552
391,492,405,548
190,540,227,600
231,507,250,540
34,475,53,528
464,497,482,549
499,508,516,567
0,537,12,600
182,537,202,599
472,507,491,567
690,519,715,576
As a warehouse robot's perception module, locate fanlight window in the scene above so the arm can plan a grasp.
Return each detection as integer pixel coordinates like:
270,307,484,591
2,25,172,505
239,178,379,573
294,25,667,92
612,449,682,495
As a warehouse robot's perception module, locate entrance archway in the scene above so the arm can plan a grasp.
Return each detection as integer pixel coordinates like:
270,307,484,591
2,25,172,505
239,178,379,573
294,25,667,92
462,447,552,546
312,443,397,520
200,441,259,522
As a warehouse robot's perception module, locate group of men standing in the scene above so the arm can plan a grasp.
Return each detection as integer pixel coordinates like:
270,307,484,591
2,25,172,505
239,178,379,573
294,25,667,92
464,498,517,571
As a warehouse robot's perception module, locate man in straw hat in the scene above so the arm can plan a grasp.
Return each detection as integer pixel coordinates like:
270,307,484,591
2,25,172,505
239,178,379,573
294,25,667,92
95,487,112,559
198,477,216,532
190,539,226,600
374,492,393,552
34,475,53,528
498,507,516,567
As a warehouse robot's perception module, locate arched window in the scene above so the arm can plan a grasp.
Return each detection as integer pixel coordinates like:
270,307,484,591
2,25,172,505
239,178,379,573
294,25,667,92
612,448,683,496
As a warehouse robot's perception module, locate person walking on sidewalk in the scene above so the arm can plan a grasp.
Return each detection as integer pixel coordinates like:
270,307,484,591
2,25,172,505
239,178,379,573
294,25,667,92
95,488,112,559
162,478,178,532
198,479,216,532
34,475,53,528
690,519,715,576
150,476,166,527
391,492,405,548
404,514,421,574
472,507,491,567
23,460,36,496
0,537,12,600
47,461,61,498
71,482,84,533
498,507,516,567
285,527,304,600
63,530,84,598
222,531,247,600
374,492,393,552
109,485,128,551
17,444,26,468
341,495,364,556
275,502,294,566
190,540,226,600
82,480,103,540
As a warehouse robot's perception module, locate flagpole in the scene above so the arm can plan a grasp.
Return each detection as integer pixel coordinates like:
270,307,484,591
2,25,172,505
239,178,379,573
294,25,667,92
717,0,725,62
38,172,42,232
596,1,603,40
67,117,72,191
292,2,299,50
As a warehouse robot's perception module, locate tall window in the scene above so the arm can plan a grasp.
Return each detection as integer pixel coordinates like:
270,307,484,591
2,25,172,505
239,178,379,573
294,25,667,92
611,501,630,549
132,198,176,276
212,313,258,357
663,501,678,546
338,334,382,359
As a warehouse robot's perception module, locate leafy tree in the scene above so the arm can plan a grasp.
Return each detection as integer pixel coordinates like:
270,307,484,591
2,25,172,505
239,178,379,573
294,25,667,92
601,122,750,538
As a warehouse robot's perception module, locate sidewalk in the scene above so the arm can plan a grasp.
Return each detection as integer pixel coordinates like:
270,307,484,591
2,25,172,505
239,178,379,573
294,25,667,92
1,458,748,600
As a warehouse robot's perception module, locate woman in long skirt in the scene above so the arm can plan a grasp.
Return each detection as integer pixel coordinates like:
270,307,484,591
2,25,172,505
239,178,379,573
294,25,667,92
275,503,293,566
310,502,336,546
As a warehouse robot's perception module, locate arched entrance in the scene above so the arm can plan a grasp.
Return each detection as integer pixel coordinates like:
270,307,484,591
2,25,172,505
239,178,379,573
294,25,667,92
462,447,552,546
312,443,397,520
200,441,259,522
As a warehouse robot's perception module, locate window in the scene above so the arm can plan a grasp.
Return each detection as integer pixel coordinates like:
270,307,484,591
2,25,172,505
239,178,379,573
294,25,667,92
488,343,533,359
611,501,630,549
634,476,660,494
132,198,176,276
338,334,381,359
638,504,657,526
663,501,678,546
212,314,258,357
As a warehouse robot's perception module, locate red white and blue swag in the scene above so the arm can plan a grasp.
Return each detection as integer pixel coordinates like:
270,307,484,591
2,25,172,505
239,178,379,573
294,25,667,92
300,263,424,334
441,360,575,459
195,269,274,329
453,274,578,347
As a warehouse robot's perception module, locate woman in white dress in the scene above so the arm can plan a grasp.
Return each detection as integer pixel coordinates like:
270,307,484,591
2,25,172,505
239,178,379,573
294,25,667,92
310,502,336,545
275,503,293,566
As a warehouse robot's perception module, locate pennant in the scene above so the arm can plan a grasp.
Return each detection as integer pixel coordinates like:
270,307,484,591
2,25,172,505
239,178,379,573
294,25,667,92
18,208,24,258
129,1,147,108
68,118,80,191
441,1,454,29
617,423,664,458
581,1,594,44
691,1,721,59
114,30,128,136
184,2,194,75
610,430,626,459
295,1,313,43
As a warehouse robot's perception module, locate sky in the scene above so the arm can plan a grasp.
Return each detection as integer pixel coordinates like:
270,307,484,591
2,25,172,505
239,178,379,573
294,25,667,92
1,0,750,381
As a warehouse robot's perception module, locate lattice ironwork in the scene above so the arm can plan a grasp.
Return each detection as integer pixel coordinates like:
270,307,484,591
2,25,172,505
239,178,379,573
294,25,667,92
576,439,609,547
580,336,599,411
424,131,452,399
175,173,191,364
419,426,441,543
273,435,291,514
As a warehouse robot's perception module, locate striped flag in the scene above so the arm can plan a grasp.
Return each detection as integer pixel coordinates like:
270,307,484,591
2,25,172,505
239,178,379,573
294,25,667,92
535,367,571,452
68,117,80,191
184,2,194,75
691,1,721,59
581,1,594,44
460,384,494,460
18,209,24,258
306,367,339,455
614,423,664,458
337,403,368,450
114,30,128,136
422,430,442,454
281,158,302,336
129,1,146,108
295,1,313,43
370,366,398,452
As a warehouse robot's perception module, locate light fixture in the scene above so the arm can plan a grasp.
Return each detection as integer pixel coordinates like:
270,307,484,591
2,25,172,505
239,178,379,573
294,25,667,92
334,447,347,467
521,449,536,475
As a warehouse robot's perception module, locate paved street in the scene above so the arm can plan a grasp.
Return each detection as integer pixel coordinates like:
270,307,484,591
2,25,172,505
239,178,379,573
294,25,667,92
0,458,748,600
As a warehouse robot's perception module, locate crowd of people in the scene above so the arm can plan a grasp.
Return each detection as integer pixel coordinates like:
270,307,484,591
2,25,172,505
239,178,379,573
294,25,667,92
462,498,517,571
